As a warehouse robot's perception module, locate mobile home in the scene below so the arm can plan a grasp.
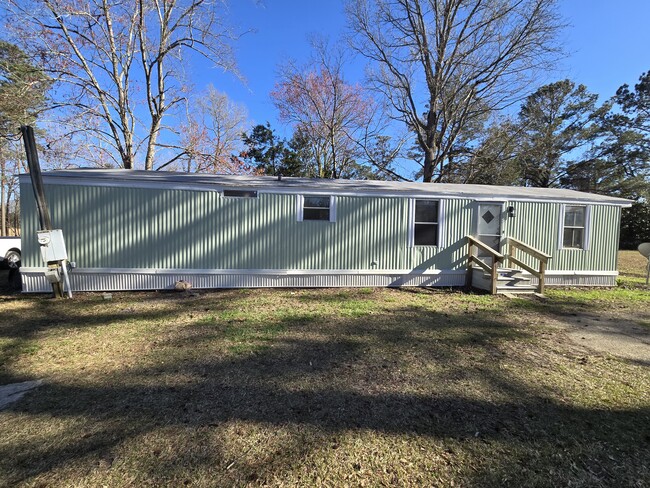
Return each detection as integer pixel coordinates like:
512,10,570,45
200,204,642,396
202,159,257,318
19,170,631,293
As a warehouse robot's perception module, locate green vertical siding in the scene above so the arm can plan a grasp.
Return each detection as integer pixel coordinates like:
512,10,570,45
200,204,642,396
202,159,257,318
20,181,621,273
502,201,620,272
402,198,474,270
20,184,429,270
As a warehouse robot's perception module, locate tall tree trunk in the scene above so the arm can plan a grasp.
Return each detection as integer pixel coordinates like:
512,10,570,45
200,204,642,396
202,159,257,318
13,200,19,235
422,147,436,183
122,152,134,169
144,115,162,170
1,187,5,236
5,186,13,235
121,124,134,169
1,160,6,236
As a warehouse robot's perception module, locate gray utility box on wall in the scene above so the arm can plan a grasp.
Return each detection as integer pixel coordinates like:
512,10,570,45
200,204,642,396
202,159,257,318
37,229,68,263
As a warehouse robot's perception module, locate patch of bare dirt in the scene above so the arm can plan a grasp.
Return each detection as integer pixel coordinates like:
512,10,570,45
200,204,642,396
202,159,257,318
546,309,650,366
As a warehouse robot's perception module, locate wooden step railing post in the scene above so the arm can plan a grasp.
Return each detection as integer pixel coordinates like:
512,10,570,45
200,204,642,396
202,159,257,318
465,235,505,294
505,236,551,295
466,240,474,288
538,260,546,294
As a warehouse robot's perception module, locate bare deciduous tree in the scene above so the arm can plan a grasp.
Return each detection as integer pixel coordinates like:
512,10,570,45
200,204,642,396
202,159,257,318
175,85,249,173
271,39,403,179
5,0,241,170
271,41,371,178
346,0,563,182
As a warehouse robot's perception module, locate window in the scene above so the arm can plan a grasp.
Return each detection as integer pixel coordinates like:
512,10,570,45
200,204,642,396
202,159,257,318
562,205,586,248
223,189,257,198
298,195,336,222
413,200,439,246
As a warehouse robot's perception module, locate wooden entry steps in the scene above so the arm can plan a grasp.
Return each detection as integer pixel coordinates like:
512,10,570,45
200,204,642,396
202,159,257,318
471,267,538,294
465,235,552,295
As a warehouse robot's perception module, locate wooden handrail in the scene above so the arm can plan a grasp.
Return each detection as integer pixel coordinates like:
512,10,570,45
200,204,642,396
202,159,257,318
465,235,503,294
506,236,551,261
465,235,504,260
466,234,551,295
505,237,551,294
509,256,540,277
469,255,491,274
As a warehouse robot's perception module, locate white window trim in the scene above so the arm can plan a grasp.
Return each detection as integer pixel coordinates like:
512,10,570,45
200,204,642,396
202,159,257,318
296,194,304,222
296,195,336,223
329,196,337,223
438,200,446,248
557,204,565,250
409,198,443,248
559,204,591,250
408,198,415,247
584,205,591,250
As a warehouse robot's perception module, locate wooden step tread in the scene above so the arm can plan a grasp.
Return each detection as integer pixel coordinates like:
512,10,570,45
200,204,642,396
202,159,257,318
497,284,537,291
481,274,531,283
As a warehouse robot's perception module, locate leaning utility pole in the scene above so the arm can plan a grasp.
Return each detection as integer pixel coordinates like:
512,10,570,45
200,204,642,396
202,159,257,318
20,125,65,298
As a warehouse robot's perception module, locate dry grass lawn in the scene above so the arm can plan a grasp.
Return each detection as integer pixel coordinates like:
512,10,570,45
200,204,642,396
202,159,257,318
618,249,649,285
0,254,648,487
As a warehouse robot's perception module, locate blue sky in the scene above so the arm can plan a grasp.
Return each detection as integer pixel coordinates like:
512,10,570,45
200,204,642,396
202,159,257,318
200,0,650,136
557,1,650,98
203,1,352,131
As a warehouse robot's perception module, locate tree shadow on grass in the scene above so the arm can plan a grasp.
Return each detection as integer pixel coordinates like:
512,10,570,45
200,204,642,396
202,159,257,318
0,298,649,486
0,302,184,385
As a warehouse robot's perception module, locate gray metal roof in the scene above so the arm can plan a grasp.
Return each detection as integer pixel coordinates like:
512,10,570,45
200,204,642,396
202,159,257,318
27,169,633,206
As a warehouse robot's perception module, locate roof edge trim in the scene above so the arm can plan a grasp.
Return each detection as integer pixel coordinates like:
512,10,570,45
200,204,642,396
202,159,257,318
18,173,634,207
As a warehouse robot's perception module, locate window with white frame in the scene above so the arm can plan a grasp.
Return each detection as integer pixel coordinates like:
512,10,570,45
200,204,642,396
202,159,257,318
562,205,587,248
413,199,439,246
298,195,336,222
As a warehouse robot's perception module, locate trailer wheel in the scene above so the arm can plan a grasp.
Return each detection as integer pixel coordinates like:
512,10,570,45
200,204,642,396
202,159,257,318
5,250,20,269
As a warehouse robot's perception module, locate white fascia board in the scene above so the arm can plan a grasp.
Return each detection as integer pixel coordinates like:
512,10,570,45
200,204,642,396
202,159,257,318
20,267,467,276
25,175,633,207
25,175,221,193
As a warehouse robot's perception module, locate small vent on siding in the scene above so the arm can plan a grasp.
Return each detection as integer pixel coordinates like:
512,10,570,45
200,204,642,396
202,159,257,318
223,190,258,198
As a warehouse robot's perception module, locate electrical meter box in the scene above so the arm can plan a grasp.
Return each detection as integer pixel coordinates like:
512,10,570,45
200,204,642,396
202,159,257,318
37,229,69,263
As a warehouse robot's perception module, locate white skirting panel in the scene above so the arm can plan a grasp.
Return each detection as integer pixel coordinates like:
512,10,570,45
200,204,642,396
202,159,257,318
529,274,617,287
20,268,468,293
20,268,618,293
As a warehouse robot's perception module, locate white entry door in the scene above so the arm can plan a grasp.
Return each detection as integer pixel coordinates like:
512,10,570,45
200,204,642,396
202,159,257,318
476,203,502,264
